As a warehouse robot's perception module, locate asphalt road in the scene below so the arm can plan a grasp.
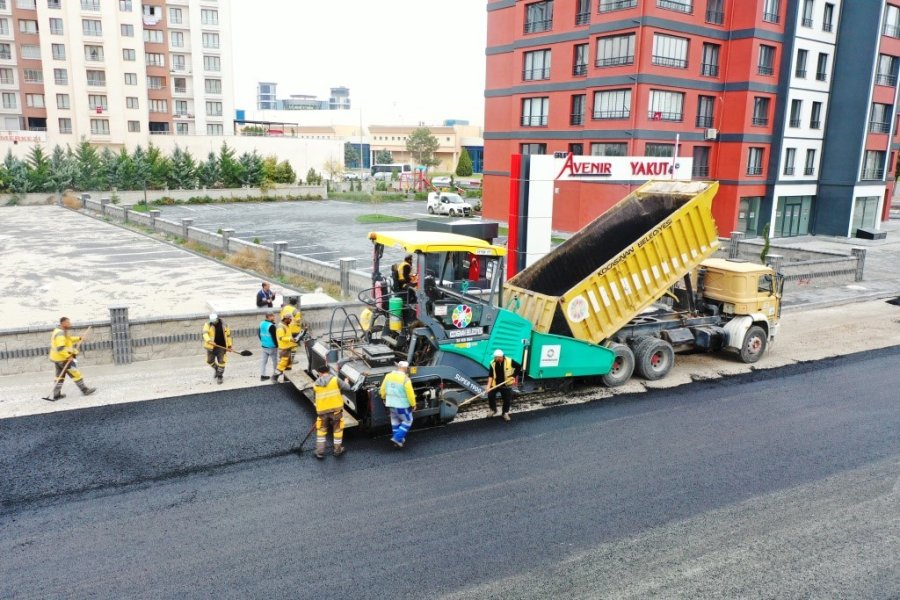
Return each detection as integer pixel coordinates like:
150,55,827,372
2,348,899,599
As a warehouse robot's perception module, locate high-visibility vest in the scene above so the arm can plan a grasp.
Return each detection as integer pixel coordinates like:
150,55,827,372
380,370,416,409
49,327,79,362
202,321,232,350
259,320,276,349
314,375,344,413
490,357,515,385
275,322,296,350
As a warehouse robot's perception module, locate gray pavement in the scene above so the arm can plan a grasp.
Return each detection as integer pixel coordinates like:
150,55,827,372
2,347,898,598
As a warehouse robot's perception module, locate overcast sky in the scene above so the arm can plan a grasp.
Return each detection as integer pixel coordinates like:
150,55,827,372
230,0,488,126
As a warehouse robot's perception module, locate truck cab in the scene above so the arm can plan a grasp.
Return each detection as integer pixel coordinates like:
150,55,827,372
698,258,782,323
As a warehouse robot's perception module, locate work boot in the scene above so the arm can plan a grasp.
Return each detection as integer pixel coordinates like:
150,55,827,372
49,393,66,401
333,445,345,457
314,451,325,459
488,409,498,417
77,381,96,396
260,375,270,381
391,438,404,449
216,375,223,385
272,371,282,383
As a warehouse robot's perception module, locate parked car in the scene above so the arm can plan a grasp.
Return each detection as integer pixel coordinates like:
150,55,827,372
426,192,472,217
431,176,452,186
343,172,361,180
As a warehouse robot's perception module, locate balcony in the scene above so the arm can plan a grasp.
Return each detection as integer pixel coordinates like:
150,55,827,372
596,55,634,67
594,110,630,120
705,9,724,24
520,115,548,127
570,113,584,126
802,17,813,27
700,63,719,77
147,83,166,90
762,12,779,23
575,11,589,25
86,79,106,87
869,121,891,134
599,0,637,12
0,76,13,84
861,169,884,179
783,167,795,175
883,24,900,38
173,113,194,119
173,86,188,94
648,110,683,122
695,115,713,128
789,118,801,127
815,72,827,82
692,165,709,177
747,166,763,175
823,22,833,32
752,117,769,126
170,65,191,73
876,73,897,86
522,68,550,81
652,55,688,68
657,0,692,14
523,19,552,34
572,63,587,76
757,65,774,76
804,167,816,175
795,69,807,78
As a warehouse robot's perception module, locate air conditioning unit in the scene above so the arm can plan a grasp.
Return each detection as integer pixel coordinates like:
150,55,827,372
704,128,719,140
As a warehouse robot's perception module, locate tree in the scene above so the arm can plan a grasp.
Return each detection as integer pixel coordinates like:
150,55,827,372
99,147,118,190
406,127,440,168
4,150,31,195
261,155,279,184
455,148,474,177
274,160,296,184
26,146,51,192
48,145,76,199
343,142,360,169
218,142,243,187
131,146,151,203
146,143,171,190
168,146,198,189
306,168,322,186
112,149,134,190
323,158,344,181
73,140,103,191
198,151,220,188
375,150,393,164
238,151,263,186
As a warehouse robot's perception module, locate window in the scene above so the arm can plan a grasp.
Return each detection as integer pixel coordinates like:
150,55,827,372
49,43,65,60
174,99,188,114
23,68,41,83
747,147,764,175
205,101,223,116
795,49,808,78
877,54,897,86
591,142,627,156
149,99,168,113
126,96,139,109
48,0,60,8
599,0,636,11
573,43,588,76
802,0,814,27
82,19,101,36
18,19,38,34
119,0,132,10
524,1,553,34
692,146,710,177
16,0,35,7
696,95,714,127
171,31,184,47
84,45,104,62
122,49,136,61
569,143,584,155
870,103,892,133
804,149,817,175
701,43,720,76
145,52,165,67
652,33,689,68
58,118,72,134
596,33,635,67
207,123,225,135
88,94,108,110
523,49,551,80
169,7,183,23
758,44,775,75
176,122,189,135
21,44,40,59
657,0,692,14
884,5,900,38
173,77,186,93
143,29,164,43
128,121,141,132
823,2,834,32
816,52,828,81
81,0,100,10
862,150,885,179
201,8,218,25
90,119,110,135
1,91,16,109
0,19,7,35
0,44,9,60
521,97,548,126
203,55,221,71
593,88,631,119
649,90,684,121
124,72,137,85
0,68,13,84
789,99,802,127
752,97,770,126
705,0,724,24
121,24,134,37
49,17,63,34
202,32,219,49
570,93,585,125
762,0,779,23
783,147,796,175
147,75,165,89
810,101,822,128
575,0,590,25
171,54,186,71
25,93,43,108
645,143,675,157
204,78,221,94
520,143,547,154
87,69,106,86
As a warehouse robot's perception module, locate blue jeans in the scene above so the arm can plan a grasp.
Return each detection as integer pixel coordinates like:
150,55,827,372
260,346,277,376
389,407,413,444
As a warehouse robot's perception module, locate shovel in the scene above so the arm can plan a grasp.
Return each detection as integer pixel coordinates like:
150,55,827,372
211,343,253,356
42,326,92,401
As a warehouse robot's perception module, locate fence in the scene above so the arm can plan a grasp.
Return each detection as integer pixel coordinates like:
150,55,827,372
0,302,364,376
3,184,328,206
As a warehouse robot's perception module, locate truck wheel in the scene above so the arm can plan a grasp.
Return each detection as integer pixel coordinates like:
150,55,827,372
601,343,634,387
740,325,767,363
633,337,675,381
428,205,435,214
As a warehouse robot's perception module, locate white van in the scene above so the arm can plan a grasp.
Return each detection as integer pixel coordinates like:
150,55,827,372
426,192,472,217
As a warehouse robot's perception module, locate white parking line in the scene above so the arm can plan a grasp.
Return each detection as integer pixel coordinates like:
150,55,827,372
302,250,342,256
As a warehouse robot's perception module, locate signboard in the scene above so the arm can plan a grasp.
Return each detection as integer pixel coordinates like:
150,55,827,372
539,344,561,368
447,326,484,340
555,154,693,182
0,131,47,144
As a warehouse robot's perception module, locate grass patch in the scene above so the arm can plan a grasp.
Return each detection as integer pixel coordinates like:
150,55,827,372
227,247,273,276
355,214,410,224
276,274,341,299
330,192,410,203
62,196,82,210
184,240,225,259
130,203,150,213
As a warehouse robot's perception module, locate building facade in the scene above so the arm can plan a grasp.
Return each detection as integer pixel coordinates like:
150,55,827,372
0,0,233,144
484,0,900,237
256,82,351,111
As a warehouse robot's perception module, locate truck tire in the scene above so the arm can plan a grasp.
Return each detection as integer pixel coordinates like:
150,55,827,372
739,325,767,363
428,205,435,214
633,337,675,381
601,343,634,387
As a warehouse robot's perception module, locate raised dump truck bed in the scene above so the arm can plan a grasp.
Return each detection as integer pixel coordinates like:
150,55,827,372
505,180,720,345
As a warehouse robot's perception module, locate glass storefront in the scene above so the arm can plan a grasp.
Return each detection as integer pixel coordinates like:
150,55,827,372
851,196,879,234
774,195,814,237
736,196,762,237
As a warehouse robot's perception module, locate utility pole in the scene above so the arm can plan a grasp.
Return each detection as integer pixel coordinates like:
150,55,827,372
359,108,364,185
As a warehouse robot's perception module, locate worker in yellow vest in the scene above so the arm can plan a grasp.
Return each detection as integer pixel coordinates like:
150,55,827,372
202,313,233,384
486,349,518,421
48,317,96,401
312,363,352,458
273,306,298,383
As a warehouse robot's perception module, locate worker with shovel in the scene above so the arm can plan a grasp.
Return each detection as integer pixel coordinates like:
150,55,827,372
273,306,298,383
202,313,232,384
47,317,96,401
312,364,352,459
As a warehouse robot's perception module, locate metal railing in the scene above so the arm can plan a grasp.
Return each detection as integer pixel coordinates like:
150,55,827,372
823,22,833,32
701,63,719,76
802,17,813,27
815,71,827,81
572,63,587,76
652,55,688,68
795,68,806,78
757,65,774,75
692,165,709,177
810,119,821,129
524,18,552,34
657,0,692,13
876,73,897,86
747,166,763,175
762,11,779,23
789,118,801,127
575,11,590,25
648,110,683,122
520,115,548,127
705,9,724,24
522,68,550,81
869,121,891,134
570,113,584,126
752,117,769,126
596,55,634,67
593,109,630,119
883,24,900,38
861,168,884,179
599,0,637,11
783,167,795,175
695,115,713,128
804,167,816,175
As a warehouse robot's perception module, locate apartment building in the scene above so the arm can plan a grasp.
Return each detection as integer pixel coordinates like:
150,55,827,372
484,0,900,237
0,0,233,144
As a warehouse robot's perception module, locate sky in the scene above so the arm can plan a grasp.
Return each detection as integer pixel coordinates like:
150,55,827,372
230,0,488,126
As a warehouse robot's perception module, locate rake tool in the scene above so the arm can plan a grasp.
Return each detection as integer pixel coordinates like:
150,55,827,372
42,326,92,402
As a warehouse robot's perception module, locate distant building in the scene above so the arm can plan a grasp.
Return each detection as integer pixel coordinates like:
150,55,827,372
329,87,351,110
257,82,278,110
256,82,351,111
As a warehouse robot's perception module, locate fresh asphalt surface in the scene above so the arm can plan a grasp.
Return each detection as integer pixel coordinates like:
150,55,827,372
2,349,899,599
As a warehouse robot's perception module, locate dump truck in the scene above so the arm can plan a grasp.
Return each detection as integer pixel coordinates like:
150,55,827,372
300,180,782,429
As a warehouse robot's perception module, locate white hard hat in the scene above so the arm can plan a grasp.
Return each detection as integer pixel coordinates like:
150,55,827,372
398,360,410,369
209,313,218,322
493,349,504,358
